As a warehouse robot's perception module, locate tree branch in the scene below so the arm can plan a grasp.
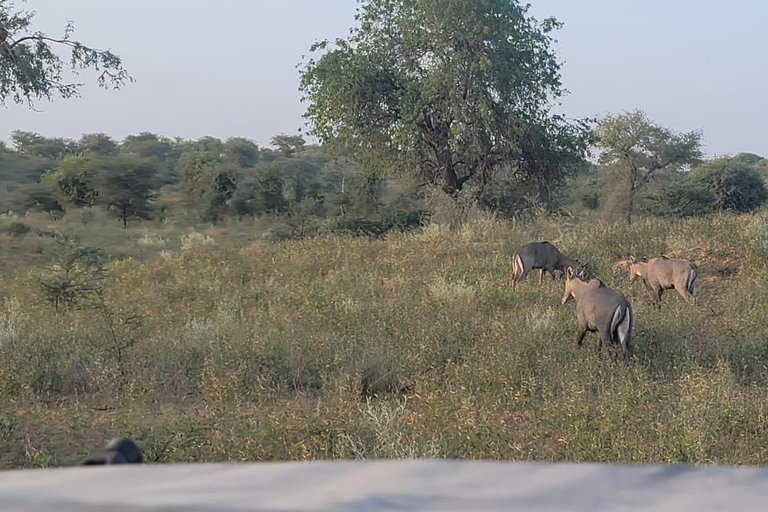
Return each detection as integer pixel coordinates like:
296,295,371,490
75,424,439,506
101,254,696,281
9,35,108,53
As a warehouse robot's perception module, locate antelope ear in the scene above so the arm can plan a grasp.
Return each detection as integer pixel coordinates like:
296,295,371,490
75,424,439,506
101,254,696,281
566,267,574,279
629,256,636,264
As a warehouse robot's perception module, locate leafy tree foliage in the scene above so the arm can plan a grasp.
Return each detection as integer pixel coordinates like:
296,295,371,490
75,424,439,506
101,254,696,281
349,171,382,214
224,137,259,168
645,174,715,218
175,152,238,222
45,155,100,207
597,110,702,223
270,134,306,157
120,133,175,161
44,154,158,225
300,0,590,197
0,0,131,106
78,133,118,156
95,156,157,227
254,163,289,214
8,181,62,213
732,153,765,166
0,145,50,184
231,179,258,219
689,157,768,213
187,136,225,157
11,130,73,159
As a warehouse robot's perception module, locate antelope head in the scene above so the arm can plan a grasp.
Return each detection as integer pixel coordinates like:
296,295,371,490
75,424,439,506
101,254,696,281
627,256,645,283
573,261,587,280
561,267,578,305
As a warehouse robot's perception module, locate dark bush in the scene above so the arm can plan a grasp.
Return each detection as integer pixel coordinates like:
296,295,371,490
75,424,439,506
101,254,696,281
646,175,715,218
690,157,768,213
7,221,31,237
327,216,392,238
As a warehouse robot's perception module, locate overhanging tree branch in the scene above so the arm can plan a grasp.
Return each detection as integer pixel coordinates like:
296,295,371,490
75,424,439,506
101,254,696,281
0,2,132,106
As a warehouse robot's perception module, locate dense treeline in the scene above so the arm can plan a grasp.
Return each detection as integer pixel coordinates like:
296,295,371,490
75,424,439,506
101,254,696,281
2,124,767,237
0,130,430,238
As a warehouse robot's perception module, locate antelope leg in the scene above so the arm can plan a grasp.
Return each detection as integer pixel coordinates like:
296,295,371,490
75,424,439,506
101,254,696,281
575,326,587,346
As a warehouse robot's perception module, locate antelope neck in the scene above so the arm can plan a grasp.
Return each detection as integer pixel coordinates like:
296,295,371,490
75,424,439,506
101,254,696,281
568,279,593,299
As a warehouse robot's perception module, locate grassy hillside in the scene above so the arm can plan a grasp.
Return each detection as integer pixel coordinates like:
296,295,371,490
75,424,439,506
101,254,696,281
2,212,768,468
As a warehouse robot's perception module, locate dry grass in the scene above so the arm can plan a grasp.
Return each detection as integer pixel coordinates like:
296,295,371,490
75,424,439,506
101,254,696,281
2,212,768,468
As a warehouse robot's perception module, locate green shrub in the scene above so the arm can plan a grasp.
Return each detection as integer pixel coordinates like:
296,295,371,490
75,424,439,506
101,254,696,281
645,174,715,218
690,157,768,213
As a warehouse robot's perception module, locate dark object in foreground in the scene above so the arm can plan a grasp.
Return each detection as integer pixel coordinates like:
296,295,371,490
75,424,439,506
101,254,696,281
1,461,765,511
80,437,143,465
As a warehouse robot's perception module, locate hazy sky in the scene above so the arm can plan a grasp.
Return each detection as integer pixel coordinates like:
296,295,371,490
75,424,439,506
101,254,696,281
2,1,767,156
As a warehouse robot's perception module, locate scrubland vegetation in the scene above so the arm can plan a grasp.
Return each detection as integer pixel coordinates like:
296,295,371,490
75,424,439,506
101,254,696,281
3,209,768,468
4,0,768,470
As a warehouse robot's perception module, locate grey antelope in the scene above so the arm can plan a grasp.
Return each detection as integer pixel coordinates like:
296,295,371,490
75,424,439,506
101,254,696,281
627,256,697,305
561,268,633,363
512,241,585,286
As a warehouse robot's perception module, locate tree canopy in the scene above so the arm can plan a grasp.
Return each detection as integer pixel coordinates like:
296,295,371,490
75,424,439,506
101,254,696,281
0,0,132,106
299,0,591,197
597,110,702,223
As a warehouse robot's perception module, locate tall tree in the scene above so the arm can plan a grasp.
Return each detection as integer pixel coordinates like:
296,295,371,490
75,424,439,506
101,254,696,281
0,0,131,106
597,110,702,224
95,156,157,227
299,0,590,197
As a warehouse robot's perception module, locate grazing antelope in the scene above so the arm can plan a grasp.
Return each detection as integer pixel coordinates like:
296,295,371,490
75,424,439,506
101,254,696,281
561,268,633,363
628,256,697,305
512,241,585,286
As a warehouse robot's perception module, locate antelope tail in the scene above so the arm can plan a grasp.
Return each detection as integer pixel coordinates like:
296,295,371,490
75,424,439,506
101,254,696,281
610,304,632,353
686,265,698,295
513,252,524,283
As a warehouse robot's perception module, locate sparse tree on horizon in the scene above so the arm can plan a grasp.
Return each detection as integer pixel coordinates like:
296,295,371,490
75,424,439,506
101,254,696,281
597,110,702,224
96,156,157,227
271,134,306,157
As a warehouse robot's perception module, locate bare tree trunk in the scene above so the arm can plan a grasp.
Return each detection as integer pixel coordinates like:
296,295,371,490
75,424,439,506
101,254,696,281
624,173,637,224
441,160,461,195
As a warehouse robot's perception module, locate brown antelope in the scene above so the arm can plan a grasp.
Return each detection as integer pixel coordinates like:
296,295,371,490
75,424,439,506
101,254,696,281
512,241,585,286
561,268,633,363
628,256,697,305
